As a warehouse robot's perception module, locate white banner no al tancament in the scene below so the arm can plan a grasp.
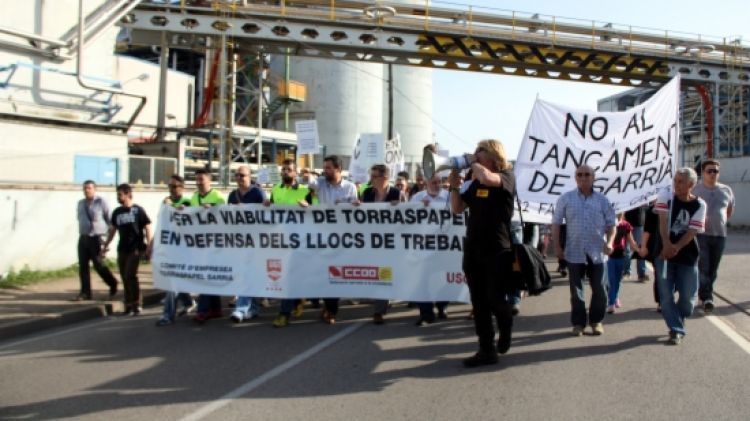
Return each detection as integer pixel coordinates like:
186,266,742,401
514,76,680,223
151,203,470,302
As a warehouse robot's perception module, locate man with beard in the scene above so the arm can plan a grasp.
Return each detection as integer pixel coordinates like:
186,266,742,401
308,155,359,324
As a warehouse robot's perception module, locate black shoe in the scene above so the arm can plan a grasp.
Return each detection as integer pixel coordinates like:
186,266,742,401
668,331,683,345
108,284,118,299
437,310,447,319
511,304,520,316
463,350,499,368
560,270,568,277
703,301,714,314
497,330,512,354
415,317,435,327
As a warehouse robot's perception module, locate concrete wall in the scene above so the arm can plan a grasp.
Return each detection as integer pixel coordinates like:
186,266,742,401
0,184,232,275
112,55,195,140
0,121,128,184
711,156,750,227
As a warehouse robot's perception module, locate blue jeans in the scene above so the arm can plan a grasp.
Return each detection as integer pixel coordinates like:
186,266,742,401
697,235,726,303
607,256,627,306
655,259,698,335
161,291,194,321
568,260,607,327
234,296,260,319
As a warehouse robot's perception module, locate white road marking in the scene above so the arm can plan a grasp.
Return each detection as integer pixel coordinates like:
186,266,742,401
705,315,750,355
180,322,364,421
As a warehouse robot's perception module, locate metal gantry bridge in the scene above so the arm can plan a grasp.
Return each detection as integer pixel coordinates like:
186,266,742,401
2,0,749,177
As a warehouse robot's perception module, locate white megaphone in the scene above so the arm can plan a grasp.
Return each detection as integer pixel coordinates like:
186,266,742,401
422,146,473,179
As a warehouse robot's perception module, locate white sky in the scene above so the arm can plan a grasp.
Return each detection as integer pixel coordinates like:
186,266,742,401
429,0,748,158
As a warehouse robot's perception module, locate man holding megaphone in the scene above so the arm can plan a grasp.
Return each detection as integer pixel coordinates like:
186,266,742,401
445,139,517,368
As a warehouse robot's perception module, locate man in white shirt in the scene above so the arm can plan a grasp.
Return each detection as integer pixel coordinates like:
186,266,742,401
411,174,450,326
307,155,358,324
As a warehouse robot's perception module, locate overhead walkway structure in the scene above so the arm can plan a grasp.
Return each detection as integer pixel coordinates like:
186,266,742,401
117,0,750,171
120,0,749,87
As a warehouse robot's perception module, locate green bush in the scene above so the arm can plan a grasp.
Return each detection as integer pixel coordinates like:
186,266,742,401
0,259,118,289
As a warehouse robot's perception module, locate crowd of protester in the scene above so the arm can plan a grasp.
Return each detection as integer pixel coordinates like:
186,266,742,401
75,147,734,366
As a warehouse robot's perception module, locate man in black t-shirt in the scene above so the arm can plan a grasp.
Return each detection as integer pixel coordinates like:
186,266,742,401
104,184,152,316
448,139,516,368
654,168,706,345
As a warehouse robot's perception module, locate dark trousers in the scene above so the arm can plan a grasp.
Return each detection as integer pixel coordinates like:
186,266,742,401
324,298,340,315
464,250,514,353
698,235,726,302
417,302,448,320
117,251,141,309
77,235,117,297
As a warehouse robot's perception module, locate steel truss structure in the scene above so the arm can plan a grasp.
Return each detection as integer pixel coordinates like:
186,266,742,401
115,0,750,171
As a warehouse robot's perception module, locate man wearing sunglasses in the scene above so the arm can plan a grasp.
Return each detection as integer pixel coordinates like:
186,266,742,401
552,164,616,337
692,159,735,314
228,165,267,324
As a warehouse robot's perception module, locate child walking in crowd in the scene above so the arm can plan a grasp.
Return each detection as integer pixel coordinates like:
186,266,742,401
607,213,639,313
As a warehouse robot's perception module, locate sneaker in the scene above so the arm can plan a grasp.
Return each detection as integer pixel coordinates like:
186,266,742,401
571,325,585,336
230,311,244,323
638,274,650,283
668,331,683,345
497,329,512,354
155,317,173,327
292,301,305,318
606,305,616,314
703,301,715,314
511,304,520,316
373,313,385,325
272,314,289,328
437,309,448,319
591,323,604,336
462,350,499,368
131,307,142,316
615,299,621,308
178,301,196,317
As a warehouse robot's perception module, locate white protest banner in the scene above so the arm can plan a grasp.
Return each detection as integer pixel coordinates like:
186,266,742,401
151,202,470,302
348,133,384,183
295,120,320,155
515,76,680,223
384,134,404,178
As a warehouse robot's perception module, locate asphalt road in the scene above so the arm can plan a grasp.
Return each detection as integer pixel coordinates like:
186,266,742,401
1,238,749,421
